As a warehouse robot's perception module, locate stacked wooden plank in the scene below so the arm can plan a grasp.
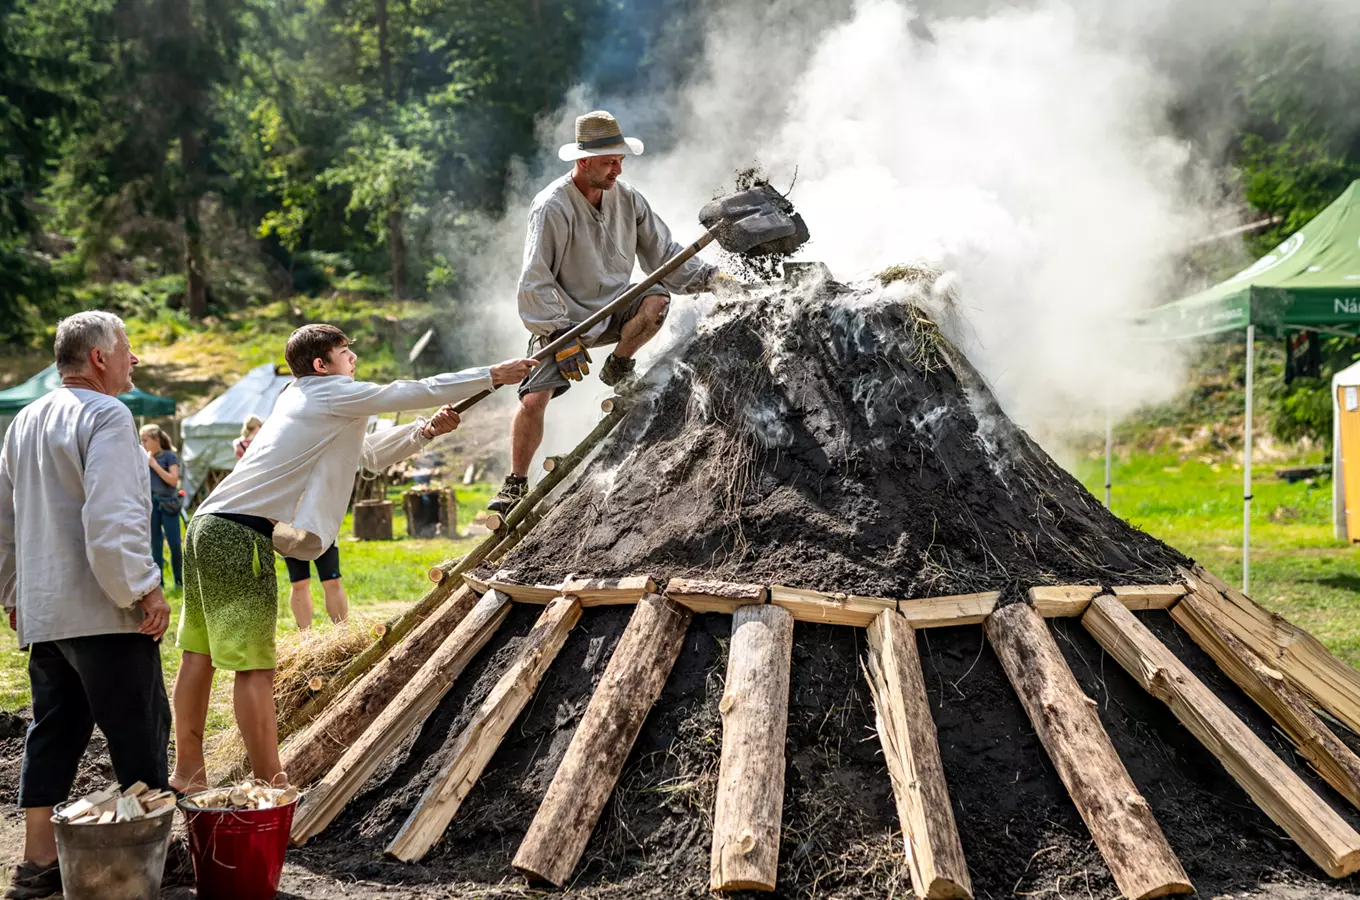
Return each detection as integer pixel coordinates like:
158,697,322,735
57,782,179,824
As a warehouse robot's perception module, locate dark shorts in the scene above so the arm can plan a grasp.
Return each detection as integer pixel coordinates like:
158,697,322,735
284,543,341,583
518,287,666,398
20,633,170,808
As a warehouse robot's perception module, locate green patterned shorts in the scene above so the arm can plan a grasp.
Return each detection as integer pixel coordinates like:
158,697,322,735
177,514,279,671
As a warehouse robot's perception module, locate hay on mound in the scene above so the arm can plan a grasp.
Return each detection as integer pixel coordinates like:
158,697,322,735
297,274,1360,900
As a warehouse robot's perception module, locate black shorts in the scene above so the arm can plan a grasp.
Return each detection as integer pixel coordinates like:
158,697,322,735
284,543,341,583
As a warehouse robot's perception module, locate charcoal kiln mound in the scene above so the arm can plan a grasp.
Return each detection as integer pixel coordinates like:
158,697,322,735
298,271,1360,899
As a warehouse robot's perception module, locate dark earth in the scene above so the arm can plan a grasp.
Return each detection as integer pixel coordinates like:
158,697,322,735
6,276,1360,898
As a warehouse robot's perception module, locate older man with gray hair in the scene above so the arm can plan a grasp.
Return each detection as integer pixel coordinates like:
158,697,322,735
0,311,172,899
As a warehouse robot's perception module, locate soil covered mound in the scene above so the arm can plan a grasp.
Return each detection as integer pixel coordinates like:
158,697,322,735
501,273,1185,596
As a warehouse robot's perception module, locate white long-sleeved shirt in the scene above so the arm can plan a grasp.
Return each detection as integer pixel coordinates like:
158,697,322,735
517,174,717,341
197,369,493,560
0,388,161,648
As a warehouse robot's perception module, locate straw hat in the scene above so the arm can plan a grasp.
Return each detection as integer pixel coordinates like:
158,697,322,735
558,110,644,161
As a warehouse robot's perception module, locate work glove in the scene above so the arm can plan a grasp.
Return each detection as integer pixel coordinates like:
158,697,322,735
549,329,592,381
709,272,749,297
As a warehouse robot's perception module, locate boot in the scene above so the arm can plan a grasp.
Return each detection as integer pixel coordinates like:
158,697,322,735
487,474,528,515
5,860,61,899
599,353,636,387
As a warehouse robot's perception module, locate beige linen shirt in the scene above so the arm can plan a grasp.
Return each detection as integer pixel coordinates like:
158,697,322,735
197,369,492,560
517,174,717,340
0,388,160,648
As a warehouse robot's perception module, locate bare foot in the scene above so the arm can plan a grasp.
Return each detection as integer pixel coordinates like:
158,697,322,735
169,773,207,797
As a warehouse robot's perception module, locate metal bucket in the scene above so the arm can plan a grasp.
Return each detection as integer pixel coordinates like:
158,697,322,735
180,794,297,900
52,807,173,900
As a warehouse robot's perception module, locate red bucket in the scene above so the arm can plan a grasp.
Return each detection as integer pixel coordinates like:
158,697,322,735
178,794,297,900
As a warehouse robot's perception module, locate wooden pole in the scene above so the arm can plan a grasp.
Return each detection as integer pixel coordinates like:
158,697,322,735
987,602,1191,899
1171,591,1360,812
1083,594,1360,878
385,595,582,862
289,590,513,844
513,594,692,887
710,604,794,892
864,610,971,900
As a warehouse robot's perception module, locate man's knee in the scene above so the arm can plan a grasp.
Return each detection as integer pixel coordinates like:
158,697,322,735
640,294,670,331
519,389,553,415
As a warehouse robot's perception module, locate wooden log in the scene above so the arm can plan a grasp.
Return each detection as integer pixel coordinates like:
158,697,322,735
1171,592,1360,812
1112,584,1187,610
864,611,972,900
1029,585,1102,617
1186,565,1360,735
561,574,657,607
463,572,560,604
386,595,583,862
710,605,794,892
513,594,693,887
289,590,513,845
987,602,1191,899
1083,594,1360,878
664,578,767,614
280,584,482,787
543,455,559,472
898,592,1000,628
486,510,543,564
770,585,895,627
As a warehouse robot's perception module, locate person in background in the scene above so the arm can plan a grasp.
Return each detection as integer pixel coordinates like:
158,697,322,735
0,311,172,900
233,414,263,460
140,424,182,589
286,544,347,630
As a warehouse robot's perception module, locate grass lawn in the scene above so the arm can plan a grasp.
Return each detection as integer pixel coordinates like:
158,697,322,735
0,482,496,724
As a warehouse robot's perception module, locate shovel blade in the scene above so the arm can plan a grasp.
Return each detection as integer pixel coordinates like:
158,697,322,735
699,185,807,255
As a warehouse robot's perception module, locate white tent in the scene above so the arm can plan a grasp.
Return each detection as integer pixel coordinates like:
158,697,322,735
1333,360,1360,540
181,363,294,504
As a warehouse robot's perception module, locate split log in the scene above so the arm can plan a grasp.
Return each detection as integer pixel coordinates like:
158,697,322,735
770,585,895,627
513,594,692,887
664,578,767,614
289,590,513,845
561,575,657,607
1112,584,1187,610
864,610,971,900
710,604,794,892
1083,594,1360,878
280,584,482,787
987,602,1191,898
898,592,1001,628
1186,566,1360,735
1171,592,1360,812
1029,585,1101,617
386,595,582,862
463,572,560,604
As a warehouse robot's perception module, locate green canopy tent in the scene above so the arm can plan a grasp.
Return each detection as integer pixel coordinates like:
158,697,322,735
0,364,176,417
1131,179,1360,592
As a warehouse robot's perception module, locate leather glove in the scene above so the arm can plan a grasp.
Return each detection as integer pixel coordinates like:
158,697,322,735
709,272,749,297
549,329,592,381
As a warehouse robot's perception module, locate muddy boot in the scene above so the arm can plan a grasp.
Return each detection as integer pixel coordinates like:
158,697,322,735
5,861,61,899
487,474,528,516
599,353,636,387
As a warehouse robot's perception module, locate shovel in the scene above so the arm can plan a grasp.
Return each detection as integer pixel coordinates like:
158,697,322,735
450,184,807,414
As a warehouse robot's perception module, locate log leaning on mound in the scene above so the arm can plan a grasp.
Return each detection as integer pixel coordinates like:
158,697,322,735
1171,591,1360,813
710,604,794,892
386,594,583,862
513,593,693,887
289,589,513,844
864,610,972,900
1083,594,1360,878
987,601,1192,899
663,578,767,614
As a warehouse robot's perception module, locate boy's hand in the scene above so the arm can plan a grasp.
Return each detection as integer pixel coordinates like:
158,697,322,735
490,357,538,386
423,406,462,439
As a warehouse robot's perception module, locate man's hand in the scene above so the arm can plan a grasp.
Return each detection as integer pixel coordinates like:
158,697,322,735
423,405,462,439
138,588,171,641
709,272,749,297
489,358,538,387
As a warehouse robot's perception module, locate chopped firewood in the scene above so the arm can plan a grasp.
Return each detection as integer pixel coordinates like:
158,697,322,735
183,779,300,811
97,811,114,824
58,787,117,821
121,781,148,798
115,796,144,822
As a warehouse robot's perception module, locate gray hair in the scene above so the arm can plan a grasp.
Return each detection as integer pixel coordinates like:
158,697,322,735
54,311,127,376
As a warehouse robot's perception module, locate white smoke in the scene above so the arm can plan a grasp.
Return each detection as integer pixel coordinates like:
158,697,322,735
460,0,1351,463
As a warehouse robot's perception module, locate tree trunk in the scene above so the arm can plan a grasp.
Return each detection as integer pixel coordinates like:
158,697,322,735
387,207,406,300
180,127,207,319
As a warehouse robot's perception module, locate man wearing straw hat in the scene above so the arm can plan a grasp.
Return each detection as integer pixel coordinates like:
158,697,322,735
488,109,742,516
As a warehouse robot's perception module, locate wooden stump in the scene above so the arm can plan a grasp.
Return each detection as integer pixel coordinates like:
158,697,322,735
353,499,393,541
386,595,583,862
513,594,693,887
865,610,971,900
404,487,455,539
710,604,794,892
987,602,1191,899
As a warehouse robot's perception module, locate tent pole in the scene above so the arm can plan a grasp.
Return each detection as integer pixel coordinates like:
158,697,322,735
1243,325,1254,594
1104,400,1113,508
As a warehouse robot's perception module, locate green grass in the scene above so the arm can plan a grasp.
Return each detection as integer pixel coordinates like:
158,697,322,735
0,482,496,716
1073,450,1360,667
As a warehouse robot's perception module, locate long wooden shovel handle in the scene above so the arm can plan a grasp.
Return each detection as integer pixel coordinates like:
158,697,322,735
451,228,718,414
